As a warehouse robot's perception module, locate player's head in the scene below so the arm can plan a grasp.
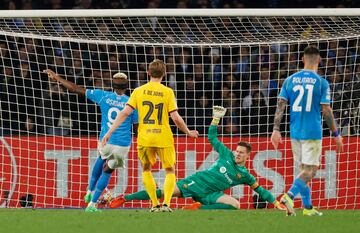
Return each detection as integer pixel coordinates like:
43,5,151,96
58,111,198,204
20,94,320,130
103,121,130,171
233,141,252,165
148,59,166,79
302,46,321,66
112,72,128,91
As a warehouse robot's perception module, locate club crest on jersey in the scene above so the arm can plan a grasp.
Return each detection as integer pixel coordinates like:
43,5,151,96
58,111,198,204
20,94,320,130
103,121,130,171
236,173,242,179
219,167,227,173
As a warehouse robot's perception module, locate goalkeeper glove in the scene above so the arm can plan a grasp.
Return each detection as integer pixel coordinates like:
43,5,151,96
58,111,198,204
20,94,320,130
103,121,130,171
273,200,287,211
212,105,227,125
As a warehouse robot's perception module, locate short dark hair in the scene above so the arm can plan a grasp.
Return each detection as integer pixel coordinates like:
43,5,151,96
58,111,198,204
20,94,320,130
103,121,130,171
237,141,252,153
304,46,320,56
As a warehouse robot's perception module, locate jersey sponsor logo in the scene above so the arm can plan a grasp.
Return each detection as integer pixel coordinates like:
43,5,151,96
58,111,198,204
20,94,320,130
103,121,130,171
220,166,233,184
219,167,227,173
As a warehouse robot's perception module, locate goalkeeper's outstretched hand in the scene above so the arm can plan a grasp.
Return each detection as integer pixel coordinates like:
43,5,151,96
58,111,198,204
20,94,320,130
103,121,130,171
211,106,227,125
213,105,227,119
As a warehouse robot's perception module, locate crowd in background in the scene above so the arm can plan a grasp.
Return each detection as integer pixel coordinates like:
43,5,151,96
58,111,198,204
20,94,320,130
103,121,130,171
1,0,360,137
0,0,357,10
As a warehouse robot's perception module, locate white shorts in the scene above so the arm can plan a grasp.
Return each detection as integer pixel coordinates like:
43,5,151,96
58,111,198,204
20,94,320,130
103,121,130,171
98,143,130,169
291,139,322,166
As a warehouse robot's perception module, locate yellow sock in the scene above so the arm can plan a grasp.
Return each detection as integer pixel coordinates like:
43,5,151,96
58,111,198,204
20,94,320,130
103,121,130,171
142,171,159,207
163,173,176,206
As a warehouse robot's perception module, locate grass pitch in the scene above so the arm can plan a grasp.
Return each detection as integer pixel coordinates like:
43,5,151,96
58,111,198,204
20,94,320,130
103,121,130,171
0,209,359,233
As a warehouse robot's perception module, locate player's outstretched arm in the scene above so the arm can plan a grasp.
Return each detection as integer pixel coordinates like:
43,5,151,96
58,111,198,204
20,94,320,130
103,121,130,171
101,105,133,145
170,111,199,138
322,104,344,153
207,106,231,155
43,69,86,95
271,98,287,150
252,183,286,211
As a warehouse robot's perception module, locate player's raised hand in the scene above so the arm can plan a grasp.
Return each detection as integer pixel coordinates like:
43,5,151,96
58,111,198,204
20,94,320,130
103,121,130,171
335,135,344,153
271,130,283,150
43,69,61,82
187,130,199,138
212,105,227,119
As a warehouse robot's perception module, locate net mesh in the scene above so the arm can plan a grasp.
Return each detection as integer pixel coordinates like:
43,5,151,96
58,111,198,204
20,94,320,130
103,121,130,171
0,11,359,209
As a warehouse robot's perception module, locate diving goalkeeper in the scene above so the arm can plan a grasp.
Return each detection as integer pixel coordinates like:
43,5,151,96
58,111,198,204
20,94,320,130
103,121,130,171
109,106,285,210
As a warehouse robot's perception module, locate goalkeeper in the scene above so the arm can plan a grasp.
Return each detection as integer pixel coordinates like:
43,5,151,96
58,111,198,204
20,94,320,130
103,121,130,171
109,106,285,210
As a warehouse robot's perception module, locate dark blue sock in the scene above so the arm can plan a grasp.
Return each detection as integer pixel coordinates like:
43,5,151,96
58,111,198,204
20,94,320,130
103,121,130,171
92,171,112,203
288,178,307,199
300,185,312,209
88,156,105,191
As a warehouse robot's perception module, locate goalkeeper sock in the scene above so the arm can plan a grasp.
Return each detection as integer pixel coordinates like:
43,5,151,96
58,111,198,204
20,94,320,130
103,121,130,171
288,178,307,199
163,173,176,206
200,203,237,210
125,189,162,201
92,171,112,203
88,157,105,191
142,171,159,207
300,185,313,209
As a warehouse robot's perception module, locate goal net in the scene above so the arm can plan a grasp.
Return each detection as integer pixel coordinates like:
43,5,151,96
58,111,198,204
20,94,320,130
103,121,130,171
0,9,359,209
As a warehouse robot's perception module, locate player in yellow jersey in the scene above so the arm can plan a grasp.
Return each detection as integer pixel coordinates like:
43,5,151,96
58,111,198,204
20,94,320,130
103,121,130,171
102,59,199,212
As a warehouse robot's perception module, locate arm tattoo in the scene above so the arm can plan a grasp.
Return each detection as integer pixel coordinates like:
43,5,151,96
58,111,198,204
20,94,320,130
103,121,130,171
273,99,287,131
323,106,337,132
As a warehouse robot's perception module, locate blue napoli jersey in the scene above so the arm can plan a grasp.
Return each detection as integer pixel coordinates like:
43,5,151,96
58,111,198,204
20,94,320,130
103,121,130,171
86,89,138,146
279,70,330,140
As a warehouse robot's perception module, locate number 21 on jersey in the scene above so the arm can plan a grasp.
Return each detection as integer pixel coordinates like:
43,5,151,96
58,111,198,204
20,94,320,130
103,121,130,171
292,84,314,112
142,101,164,125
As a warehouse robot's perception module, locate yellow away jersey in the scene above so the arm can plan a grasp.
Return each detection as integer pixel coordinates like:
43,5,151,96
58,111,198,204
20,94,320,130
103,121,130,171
127,82,178,147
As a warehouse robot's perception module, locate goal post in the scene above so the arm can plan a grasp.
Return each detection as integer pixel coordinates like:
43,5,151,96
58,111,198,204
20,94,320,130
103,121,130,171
0,9,359,209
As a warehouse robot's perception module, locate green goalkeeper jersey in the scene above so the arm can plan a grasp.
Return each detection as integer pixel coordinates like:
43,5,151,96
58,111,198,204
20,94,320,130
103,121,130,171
178,125,256,198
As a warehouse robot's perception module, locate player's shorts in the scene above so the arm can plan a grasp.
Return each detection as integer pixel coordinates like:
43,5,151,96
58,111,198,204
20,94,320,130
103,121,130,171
176,178,224,205
137,145,176,169
291,139,322,166
98,143,130,169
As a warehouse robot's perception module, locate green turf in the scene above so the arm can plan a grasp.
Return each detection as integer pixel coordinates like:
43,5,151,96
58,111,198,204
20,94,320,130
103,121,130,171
0,209,359,233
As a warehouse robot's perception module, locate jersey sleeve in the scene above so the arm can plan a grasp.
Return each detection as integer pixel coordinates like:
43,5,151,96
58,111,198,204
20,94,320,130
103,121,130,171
278,78,289,101
85,89,104,104
320,79,331,105
127,89,138,109
245,173,257,188
247,173,276,203
131,109,139,124
168,89,178,113
207,125,233,159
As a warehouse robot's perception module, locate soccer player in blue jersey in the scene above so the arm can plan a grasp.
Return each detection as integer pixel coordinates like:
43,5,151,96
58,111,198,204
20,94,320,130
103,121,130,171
271,46,344,216
44,69,138,212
